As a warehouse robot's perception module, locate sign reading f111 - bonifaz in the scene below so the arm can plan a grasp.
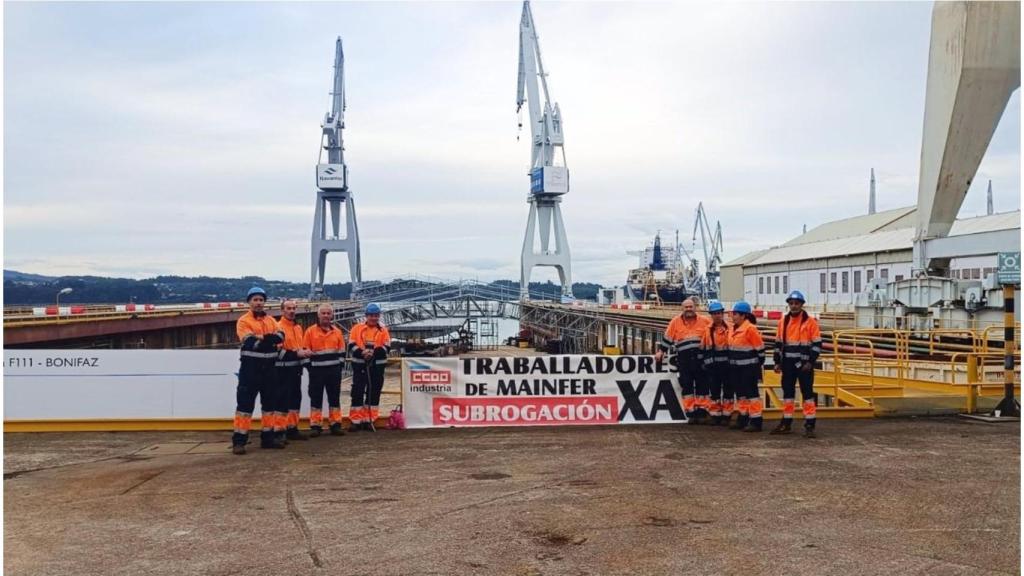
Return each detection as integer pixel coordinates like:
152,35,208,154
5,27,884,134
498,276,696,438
401,356,689,428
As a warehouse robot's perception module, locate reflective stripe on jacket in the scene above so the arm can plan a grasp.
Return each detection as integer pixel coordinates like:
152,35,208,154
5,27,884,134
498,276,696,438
774,312,822,365
349,323,392,365
304,324,346,368
659,315,711,361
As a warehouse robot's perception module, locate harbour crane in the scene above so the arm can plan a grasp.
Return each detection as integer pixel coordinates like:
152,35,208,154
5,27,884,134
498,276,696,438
309,37,362,300
692,202,723,299
517,1,573,301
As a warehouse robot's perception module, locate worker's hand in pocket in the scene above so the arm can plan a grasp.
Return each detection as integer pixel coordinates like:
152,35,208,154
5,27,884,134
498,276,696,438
800,362,812,373
773,365,781,374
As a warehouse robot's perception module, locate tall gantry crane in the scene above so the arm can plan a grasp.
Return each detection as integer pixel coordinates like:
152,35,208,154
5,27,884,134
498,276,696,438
692,202,723,299
517,1,573,301
310,37,362,300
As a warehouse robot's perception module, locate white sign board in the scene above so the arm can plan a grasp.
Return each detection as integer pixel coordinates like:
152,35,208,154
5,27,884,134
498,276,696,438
3,350,316,421
316,163,347,190
401,356,686,429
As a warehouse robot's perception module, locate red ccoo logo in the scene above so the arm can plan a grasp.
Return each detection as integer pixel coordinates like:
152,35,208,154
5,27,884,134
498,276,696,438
411,369,452,385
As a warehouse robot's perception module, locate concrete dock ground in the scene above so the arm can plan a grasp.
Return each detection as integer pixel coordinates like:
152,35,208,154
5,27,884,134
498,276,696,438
4,418,1019,576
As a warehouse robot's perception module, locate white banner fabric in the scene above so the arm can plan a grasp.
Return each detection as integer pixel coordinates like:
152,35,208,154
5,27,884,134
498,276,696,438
401,355,687,429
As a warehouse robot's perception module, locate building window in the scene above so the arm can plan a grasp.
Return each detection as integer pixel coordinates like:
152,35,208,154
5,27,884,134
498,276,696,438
867,269,875,283
783,276,788,294
984,267,994,278
842,271,849,293
895,274,904,282
774,276,779,294
972,268,981,280
830,272,837,291
820,273,826,293
880,268,889,279
759,277,764,294
854,270,862,293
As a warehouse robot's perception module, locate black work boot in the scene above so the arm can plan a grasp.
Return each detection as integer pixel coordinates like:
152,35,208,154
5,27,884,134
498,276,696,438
310,426,323,438
803,423,817,439
232,444,246,455
770,420,793,435
260,431,286,449
730,414,748,430
275,431,288,445
329,423,346,436
286,427,309,441
743,417,763,433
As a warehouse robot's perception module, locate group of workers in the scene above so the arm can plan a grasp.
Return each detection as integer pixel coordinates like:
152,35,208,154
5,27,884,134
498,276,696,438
657,291,822,437
231,286,391,455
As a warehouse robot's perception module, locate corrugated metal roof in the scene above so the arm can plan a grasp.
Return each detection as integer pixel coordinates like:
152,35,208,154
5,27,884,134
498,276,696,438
721,248,770,268
949,211,1021,235
783,206,917,246
736,210,1020,267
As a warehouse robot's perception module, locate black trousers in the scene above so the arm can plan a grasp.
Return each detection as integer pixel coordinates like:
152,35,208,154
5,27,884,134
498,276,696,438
351,363,386,409
308,365,343,426
780,364,815,400
706,365,729,403
278,366,303,414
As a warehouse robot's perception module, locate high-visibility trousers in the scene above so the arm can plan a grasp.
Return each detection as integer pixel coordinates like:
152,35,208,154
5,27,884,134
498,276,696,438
233,359,280,445
351,362,386,424
780,362,816,424
308,365,343,428
730,364,762,421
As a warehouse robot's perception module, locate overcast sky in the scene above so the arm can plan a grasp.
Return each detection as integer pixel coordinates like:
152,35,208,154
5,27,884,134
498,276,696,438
4,1,1020,287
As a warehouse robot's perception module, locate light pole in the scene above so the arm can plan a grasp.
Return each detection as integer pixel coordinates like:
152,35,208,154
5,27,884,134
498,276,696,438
56,287,73,321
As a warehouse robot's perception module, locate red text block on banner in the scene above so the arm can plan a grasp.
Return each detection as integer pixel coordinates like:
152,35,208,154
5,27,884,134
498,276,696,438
432,396,619,426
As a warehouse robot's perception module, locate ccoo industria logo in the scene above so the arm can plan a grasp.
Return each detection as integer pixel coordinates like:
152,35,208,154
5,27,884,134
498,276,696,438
409,362,453,392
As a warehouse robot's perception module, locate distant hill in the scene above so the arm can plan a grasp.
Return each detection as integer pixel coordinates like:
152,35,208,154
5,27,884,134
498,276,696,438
2,270,602,306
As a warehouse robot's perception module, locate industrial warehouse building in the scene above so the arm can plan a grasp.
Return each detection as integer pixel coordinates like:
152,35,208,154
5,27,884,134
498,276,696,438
719,206,1021,310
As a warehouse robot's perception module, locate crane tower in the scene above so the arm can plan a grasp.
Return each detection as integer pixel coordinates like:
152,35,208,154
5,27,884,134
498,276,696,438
310,37,362,299
517,1,572,300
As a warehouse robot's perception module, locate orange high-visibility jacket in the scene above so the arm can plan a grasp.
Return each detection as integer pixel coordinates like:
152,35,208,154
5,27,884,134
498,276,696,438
700,322,731,369
236,311,284,360
303,324,346,368
773,312,822,365
276,316,306,368
727,319,765,368
659,315,710,361
349,323,392,366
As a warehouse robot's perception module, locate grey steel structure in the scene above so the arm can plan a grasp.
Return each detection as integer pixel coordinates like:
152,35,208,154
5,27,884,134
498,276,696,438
310,37,362,299
517,1,572,301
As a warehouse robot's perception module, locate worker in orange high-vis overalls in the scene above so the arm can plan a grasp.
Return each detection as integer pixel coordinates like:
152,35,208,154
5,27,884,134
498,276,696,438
699,300,732,426
276,299,310,443
303,303,346,437
656,298,711,424
771,290,822,438
348,303,391,432
727,301,765,433
233,287,287,455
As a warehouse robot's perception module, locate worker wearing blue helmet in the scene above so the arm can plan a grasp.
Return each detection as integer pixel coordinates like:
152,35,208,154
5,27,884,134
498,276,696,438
771,290,822,438
699,300,732,425
348,303,391,431
232,286,288,454
727,300,765,432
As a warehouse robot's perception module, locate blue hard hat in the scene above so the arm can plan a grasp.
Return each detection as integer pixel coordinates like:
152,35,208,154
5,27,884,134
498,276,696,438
786,290,806,304
365,303,382,315
732,300,752,314
246,286,267,301
707,300,725,313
